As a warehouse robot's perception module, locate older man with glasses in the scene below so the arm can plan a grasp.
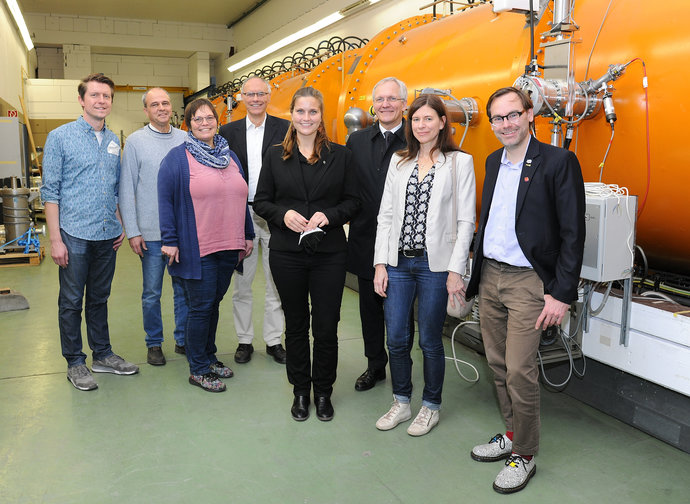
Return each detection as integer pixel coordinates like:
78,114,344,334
346,77,412,392
219,77,290,366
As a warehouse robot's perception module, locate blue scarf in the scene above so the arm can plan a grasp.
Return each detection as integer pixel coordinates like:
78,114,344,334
185,132,230,169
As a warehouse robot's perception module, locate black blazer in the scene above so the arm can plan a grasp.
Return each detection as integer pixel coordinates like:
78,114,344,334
218,114,290,184
345,121,407,279
253,143,360,253
466,136,585,304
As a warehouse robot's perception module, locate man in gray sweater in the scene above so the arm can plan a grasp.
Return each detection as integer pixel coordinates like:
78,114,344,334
119,87,187,366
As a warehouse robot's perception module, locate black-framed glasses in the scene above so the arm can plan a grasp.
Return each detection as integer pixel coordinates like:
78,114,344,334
489,110,525,126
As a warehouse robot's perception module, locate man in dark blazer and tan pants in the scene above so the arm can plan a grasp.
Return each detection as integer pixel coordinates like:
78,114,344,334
346,77,409,392
465,87,585,494
219,77,290,365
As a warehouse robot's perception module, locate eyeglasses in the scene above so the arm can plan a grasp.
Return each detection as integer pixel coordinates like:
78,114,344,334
489,110,525,126
373,96,405,104
243,92,268,98
191,115,216,124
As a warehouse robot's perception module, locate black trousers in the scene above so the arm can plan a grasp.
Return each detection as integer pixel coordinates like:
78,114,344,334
270,249,347,397
357,276,388,371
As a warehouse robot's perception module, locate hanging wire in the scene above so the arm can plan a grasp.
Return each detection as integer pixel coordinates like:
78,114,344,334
210,36,369,101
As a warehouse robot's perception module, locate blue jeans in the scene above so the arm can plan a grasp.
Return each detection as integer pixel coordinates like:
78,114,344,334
178,250,239,376
384,254,448,409
140,240,187,348
58,230,117,367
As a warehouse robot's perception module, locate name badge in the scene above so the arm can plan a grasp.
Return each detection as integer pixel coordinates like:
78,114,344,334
107,140,120,156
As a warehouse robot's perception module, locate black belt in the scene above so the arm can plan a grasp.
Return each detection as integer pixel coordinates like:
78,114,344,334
400,249,425,258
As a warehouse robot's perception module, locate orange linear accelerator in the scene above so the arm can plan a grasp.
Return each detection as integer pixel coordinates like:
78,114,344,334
226,1,686,274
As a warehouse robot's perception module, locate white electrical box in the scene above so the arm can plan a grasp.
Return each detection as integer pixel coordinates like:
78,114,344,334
493,0,540,13
581,190,637,282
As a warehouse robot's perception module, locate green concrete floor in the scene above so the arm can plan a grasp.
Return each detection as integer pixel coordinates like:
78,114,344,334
1,238,689,503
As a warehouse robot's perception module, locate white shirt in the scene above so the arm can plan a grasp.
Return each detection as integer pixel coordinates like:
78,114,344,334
482,148,532,267
246,115,266,202
378,122,403,137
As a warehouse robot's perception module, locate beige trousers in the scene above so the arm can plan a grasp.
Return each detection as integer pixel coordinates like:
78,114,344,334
478,258,544,455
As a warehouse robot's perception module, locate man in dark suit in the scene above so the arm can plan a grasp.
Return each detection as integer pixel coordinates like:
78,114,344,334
465,87,585,494
218,76,290,365
346,77,408,391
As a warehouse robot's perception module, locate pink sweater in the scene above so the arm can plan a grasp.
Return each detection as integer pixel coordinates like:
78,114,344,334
187,151,248,257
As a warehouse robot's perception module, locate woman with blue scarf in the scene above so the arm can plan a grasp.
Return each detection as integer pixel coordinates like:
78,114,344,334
158,98,254,392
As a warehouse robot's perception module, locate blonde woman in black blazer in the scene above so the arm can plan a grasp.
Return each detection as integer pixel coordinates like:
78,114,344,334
254,87,359,422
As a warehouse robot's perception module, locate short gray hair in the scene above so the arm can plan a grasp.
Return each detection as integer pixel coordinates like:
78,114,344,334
241,76,271,95
142,87,170,106
372,77,407,101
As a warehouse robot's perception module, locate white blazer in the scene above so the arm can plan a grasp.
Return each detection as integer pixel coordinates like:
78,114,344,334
373,151,476,273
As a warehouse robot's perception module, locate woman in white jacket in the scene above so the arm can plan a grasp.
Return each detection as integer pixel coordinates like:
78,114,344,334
373,94,476,436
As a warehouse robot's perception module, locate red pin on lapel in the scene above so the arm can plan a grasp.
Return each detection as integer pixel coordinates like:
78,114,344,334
524,177,529,182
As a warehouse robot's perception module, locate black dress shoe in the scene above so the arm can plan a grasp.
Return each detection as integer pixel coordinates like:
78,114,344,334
234,343,254,364
315,396,334,421
291,395,310,421
266,343,287,364
355,368,386,391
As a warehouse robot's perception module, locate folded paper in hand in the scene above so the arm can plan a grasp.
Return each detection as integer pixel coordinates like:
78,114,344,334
299,227,325,255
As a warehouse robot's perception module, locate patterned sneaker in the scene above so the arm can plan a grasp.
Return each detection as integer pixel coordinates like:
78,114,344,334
471,433,513,462
406,406,439,436
209,361,234,378
376,399,412,431
67,364,98,391
189,372,226,392
92,354,139,375
493,454,536,494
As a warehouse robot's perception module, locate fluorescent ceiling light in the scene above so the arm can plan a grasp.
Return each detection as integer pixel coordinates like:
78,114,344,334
228,11,343,73
6,0,34,50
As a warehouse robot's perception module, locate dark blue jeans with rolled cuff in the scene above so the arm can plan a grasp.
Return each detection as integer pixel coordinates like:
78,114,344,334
178,250,238,376
58,230,117,367
384,253,448,409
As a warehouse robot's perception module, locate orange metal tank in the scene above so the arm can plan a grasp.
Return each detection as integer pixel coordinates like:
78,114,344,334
225,1,688,273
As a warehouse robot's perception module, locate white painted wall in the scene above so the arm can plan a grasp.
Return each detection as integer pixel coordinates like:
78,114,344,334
92,54,191,88
26,79,185,141
0,2,30,114
25,13,231,56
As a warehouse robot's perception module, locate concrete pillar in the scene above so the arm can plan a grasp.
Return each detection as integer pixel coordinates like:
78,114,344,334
188,52,210,92
63,44,91,80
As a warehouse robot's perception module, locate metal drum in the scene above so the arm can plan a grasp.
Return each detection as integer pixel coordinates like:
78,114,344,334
0,179,31,243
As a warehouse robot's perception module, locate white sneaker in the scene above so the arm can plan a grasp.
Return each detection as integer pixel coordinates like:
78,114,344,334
406,406,439,436
376,399,411,431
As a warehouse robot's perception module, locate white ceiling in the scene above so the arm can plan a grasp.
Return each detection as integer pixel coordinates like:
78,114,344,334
17,0,264,26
